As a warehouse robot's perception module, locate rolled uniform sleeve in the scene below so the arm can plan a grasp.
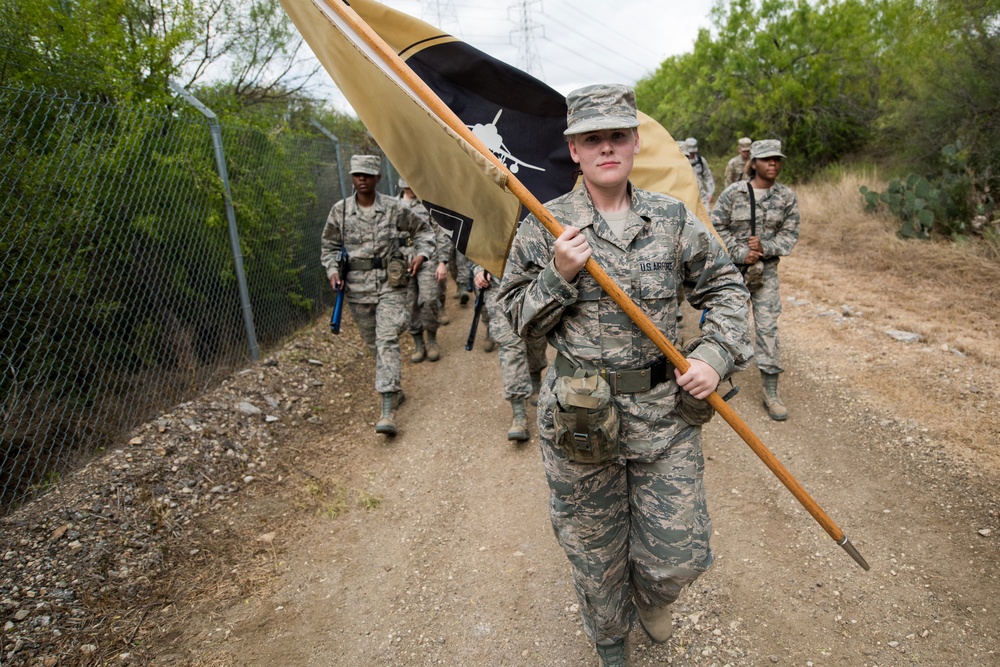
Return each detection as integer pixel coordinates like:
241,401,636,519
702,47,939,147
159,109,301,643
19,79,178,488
760,186,800,259
679,212,754,380
710,184,751,264
320,199,347,280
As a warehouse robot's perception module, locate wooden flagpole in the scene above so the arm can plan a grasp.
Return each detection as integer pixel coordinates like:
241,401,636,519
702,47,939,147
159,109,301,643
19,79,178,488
323,0,869,571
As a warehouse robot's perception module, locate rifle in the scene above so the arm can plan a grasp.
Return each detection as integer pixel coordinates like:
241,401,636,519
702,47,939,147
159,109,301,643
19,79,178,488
465,271,489,350
330,249,348,335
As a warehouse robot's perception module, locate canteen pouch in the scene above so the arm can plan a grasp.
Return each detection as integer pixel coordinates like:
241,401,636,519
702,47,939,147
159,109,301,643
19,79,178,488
675,337,716,426
738,259,764,291
386,246,410,288
552,370,621,463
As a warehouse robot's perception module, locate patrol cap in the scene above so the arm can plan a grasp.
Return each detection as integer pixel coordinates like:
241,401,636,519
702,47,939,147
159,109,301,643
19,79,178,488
677,140,689,156
685,137,698,153
750,139,786,159
397,177,409,190
738,136,752,149
563,84,640,136
350,154,381,175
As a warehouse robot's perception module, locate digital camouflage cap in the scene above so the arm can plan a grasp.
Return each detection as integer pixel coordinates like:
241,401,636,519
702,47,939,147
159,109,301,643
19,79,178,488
738,137,752,149
397,177,409,189
563,84,639,136
350,154,381,175
685,137,698,153
750,139,786,159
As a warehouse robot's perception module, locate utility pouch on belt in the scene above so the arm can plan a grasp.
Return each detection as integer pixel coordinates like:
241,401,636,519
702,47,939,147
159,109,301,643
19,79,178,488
675,337,716,426
552,370,621,463
385,240,410,288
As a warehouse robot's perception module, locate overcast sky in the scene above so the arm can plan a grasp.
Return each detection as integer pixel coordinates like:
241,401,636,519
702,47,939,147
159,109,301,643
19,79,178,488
299,0,718,114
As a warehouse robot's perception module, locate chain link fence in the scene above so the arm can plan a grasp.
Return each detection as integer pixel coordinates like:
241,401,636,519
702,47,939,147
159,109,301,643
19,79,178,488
0,81,378,511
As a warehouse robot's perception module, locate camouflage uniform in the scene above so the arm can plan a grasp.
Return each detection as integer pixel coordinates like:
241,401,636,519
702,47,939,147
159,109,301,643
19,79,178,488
685,139,715,210
400,196,447,337
711,180,799,374
724,138,752,187
320,192,434,393
723,154,747,186
470,264,549,401
498,184,752,643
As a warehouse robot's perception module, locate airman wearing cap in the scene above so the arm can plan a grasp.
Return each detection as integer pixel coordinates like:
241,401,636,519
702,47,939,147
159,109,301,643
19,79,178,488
724,137,753,186
320,154,436,437
497,84,752,667
396,177,450,364
711,138,800,421
684,136,715,208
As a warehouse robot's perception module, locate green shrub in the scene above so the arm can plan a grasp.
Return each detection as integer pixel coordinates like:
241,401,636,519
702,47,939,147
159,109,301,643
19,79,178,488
860,142,993,240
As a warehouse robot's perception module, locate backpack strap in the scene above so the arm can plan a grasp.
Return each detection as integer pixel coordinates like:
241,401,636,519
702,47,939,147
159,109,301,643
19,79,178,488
745,180,757,237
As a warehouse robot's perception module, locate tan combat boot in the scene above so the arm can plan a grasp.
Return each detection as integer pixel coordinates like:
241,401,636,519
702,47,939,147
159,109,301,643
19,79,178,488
635,597,673,643
762,371,788,421
410,332,425,364
482,332,497,352
425,330,440,362
529,370,542,406
507,398,529,442
375,392,398,436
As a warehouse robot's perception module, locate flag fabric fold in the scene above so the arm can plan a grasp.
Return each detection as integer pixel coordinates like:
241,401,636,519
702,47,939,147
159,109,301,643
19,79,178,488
281,0,714,276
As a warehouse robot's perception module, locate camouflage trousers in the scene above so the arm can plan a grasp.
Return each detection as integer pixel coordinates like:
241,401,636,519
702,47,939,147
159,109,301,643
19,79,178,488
482,285,548,400
538,396,713,642
347,288,409,393
749,260,783,374
448,247,472,293
407,264,441,335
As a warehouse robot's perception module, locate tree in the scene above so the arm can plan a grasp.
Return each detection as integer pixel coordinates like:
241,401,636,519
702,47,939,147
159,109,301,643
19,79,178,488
636,0,886,178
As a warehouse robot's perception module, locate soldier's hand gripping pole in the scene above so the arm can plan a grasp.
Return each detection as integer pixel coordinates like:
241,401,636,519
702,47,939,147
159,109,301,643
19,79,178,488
531,214,870,571
337,5,868,570
465,271,489,351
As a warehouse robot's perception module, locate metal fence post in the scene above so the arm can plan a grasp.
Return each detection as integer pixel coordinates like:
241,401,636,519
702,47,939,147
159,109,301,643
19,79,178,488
169,81,260,361
309,119,348,199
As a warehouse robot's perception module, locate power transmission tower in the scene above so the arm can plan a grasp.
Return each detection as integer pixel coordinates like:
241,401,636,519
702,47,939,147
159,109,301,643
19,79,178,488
509,0,545,78
421,0,460,34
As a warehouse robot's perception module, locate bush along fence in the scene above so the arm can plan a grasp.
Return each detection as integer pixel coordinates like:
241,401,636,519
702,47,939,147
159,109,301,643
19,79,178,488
0,81,370,511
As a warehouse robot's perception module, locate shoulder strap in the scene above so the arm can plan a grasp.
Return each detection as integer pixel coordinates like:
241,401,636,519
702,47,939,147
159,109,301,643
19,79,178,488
745,180,757,237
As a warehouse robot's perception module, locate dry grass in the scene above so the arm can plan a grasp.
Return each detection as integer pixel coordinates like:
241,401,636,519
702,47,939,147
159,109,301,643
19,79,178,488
779,170,999,472
794,170,1000,365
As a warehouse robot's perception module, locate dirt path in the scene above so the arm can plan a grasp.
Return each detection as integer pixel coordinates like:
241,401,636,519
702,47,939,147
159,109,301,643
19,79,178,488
147,239,1000,666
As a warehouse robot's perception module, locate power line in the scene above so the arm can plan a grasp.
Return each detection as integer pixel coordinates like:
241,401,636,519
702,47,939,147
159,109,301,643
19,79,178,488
510,0,545,79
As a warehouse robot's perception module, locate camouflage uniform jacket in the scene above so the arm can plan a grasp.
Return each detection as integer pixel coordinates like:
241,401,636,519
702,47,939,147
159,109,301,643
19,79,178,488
498,184,752,401
711,181,800,264
400,197,451,264
724,154,747,186
689,154,715,202
320,192,435,305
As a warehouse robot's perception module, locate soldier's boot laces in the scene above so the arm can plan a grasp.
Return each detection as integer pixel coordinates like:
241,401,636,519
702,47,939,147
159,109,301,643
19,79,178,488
529,370,542,406
635,598,673,643
425,330,440,362
762,371,788,421
410,333,426,364
375,392,398,436
595,637,630,667
507,398,530,442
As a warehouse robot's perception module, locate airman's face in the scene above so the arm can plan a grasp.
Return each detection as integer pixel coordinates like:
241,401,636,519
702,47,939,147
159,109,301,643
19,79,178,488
567,128,640,191
352,172,380,195
753,156,782,179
